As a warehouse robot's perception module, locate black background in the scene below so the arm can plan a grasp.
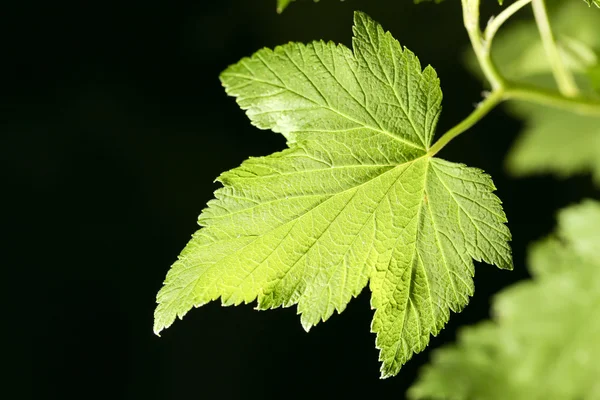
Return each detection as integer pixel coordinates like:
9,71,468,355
4,0,597,398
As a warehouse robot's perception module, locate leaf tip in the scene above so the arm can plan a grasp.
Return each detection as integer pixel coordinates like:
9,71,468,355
153,320,165,337
301,319,313,333
153,303,174,337
352,10,371,27
379,365,395,380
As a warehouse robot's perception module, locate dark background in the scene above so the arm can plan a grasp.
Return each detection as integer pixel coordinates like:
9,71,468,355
4,0,597,398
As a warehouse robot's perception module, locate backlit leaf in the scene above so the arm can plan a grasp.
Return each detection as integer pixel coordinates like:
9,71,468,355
154,11,512,377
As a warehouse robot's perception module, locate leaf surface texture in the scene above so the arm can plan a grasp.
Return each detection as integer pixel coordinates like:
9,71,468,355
154,12,512,377
410,200,600,399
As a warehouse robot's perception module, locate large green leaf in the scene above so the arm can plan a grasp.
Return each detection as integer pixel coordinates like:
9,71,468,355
154,12,512,377
409,200,600,399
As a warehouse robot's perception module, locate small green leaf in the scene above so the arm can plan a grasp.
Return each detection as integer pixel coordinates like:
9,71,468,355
505,102,600,185
409,200,600,400
154,11,512,377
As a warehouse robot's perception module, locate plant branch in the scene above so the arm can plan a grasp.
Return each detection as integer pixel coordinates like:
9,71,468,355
462,0,505,90
430,0,600,156
531,0,579,97
429,85,600,157
484,0,532,45
428,90,505,156
505,85,600,116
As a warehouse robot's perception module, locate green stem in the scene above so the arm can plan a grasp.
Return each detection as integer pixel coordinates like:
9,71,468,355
428,90,505,156
461,0,504,89
484,0,532,45
429,0,600,156
531,0,579,97
429,86,600,157
505,85,600,116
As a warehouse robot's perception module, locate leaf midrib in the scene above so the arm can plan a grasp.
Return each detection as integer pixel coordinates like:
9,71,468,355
169,155,430,319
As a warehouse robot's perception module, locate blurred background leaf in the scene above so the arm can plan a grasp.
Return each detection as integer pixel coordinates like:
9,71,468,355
409,200,600,400
463,0,600,185
504,102,600,185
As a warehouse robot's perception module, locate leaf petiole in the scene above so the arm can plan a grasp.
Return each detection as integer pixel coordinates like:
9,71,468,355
430,0,600,157
428,90,505,157
429,86,600,157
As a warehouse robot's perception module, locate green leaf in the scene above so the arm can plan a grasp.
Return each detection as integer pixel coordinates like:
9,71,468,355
552,199,600,261
409,199,600,400
505,102,600,185
527,199,600,276
154,11,512,377
583,0,600,8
